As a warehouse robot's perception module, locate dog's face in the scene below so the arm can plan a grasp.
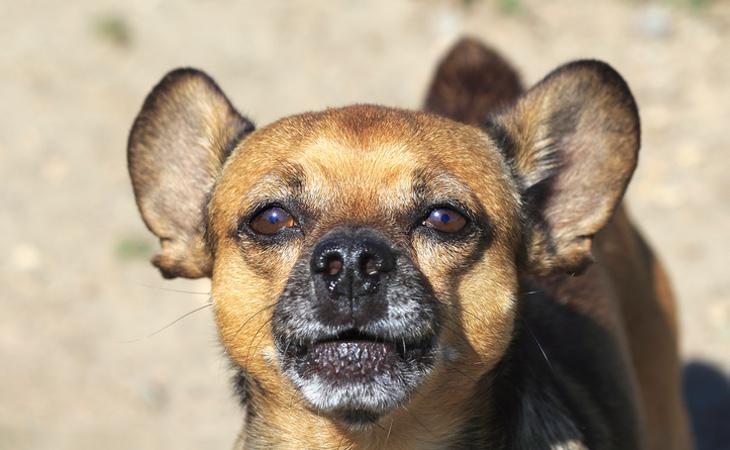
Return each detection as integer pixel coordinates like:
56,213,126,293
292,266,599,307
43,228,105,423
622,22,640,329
208,107,522,424
128,49,639,440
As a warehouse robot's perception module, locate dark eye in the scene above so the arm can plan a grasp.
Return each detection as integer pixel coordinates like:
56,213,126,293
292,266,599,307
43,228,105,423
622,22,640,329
249,206,296,235
423,207,467,233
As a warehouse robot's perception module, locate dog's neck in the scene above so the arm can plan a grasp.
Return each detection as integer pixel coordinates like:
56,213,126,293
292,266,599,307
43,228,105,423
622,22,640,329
232,317,586,450
233,368,500,449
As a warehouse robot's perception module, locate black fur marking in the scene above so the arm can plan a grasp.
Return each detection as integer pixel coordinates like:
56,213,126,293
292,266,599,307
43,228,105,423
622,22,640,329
221,119,256,161
231,366,270,423
202,190,216,257
491,278,643,450
232,367,249,409
490,322,586,450
483,118,517,161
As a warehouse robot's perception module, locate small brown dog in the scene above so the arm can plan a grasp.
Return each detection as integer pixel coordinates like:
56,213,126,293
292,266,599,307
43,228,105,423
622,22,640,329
128,38,692,449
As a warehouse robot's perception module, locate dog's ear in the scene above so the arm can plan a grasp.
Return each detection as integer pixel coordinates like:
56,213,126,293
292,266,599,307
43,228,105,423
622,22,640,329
491,61,640,275
424,37,523,126
128,69,254,279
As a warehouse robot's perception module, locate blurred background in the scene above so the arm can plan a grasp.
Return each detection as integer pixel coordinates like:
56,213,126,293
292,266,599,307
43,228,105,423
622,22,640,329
1,0,729,449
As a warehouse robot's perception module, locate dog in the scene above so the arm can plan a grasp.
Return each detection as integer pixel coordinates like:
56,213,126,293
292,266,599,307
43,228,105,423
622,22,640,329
127,37,693,449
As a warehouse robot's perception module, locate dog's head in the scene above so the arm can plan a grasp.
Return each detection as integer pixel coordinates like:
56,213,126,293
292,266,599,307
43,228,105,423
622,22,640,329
128,40,639,438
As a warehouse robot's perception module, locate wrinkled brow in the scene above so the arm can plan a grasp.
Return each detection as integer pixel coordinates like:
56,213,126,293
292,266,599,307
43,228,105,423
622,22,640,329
240,163,306,208
238,165,484,229
412,171,480,211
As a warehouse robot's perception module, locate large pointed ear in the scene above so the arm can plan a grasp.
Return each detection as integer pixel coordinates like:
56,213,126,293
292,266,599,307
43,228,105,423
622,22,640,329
128,68,254,279
489,61,640,275
424,37,523,126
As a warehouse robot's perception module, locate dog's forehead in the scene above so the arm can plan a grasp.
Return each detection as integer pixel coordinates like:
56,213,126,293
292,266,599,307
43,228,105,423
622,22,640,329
213,105,517,225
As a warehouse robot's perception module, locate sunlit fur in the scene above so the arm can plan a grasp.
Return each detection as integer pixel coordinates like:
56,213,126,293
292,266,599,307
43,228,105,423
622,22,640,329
207,106,523,447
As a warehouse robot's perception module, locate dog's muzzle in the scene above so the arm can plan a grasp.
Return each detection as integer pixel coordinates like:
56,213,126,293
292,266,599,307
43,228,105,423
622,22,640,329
272,227,441,425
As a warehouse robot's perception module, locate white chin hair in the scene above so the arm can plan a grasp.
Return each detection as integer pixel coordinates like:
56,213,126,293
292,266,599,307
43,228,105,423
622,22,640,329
293,372,409,416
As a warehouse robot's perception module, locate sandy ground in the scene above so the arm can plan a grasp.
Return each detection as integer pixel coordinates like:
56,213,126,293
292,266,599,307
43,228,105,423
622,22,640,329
1,0,728,449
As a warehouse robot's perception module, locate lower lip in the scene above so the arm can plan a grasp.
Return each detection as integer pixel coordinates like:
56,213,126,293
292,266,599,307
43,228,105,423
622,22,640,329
301,341,400,383
289,339,432,384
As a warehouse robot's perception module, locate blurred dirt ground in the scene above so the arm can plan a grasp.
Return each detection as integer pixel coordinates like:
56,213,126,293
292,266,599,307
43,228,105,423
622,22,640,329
1,0,728,449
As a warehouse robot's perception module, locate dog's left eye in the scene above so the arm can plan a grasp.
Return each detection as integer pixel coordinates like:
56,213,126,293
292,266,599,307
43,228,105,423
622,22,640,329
249,206,296,235
423,207,467,233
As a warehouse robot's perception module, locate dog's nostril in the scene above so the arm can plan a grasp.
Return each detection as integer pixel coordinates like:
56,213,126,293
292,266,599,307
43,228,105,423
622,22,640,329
361,255,379,277
326,256,343,276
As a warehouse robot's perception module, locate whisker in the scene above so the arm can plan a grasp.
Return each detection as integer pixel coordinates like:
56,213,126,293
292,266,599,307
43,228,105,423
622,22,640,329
437,316,480,352
445,362,480,384
283,337,293,356
118,302,213,343
245,316,275,361
232,303,277,341
436,301,491,325
384,417,394,448
399,405,441,446
137,283,211,295
525,323,553,372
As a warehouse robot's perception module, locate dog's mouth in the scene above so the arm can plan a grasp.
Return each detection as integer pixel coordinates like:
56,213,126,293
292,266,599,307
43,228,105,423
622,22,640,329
283,329,434,381
276,329,437,425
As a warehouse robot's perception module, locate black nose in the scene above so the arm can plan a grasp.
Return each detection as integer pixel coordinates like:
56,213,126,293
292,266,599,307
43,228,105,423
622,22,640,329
311,230,396,299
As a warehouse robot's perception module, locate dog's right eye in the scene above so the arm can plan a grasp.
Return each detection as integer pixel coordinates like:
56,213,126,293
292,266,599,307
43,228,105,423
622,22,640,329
249,206,296,235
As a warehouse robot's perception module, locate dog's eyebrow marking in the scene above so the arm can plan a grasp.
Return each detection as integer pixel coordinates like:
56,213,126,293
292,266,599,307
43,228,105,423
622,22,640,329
241,175,292,205
412,171,477,209
279,163,306,195
241,163,306,205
